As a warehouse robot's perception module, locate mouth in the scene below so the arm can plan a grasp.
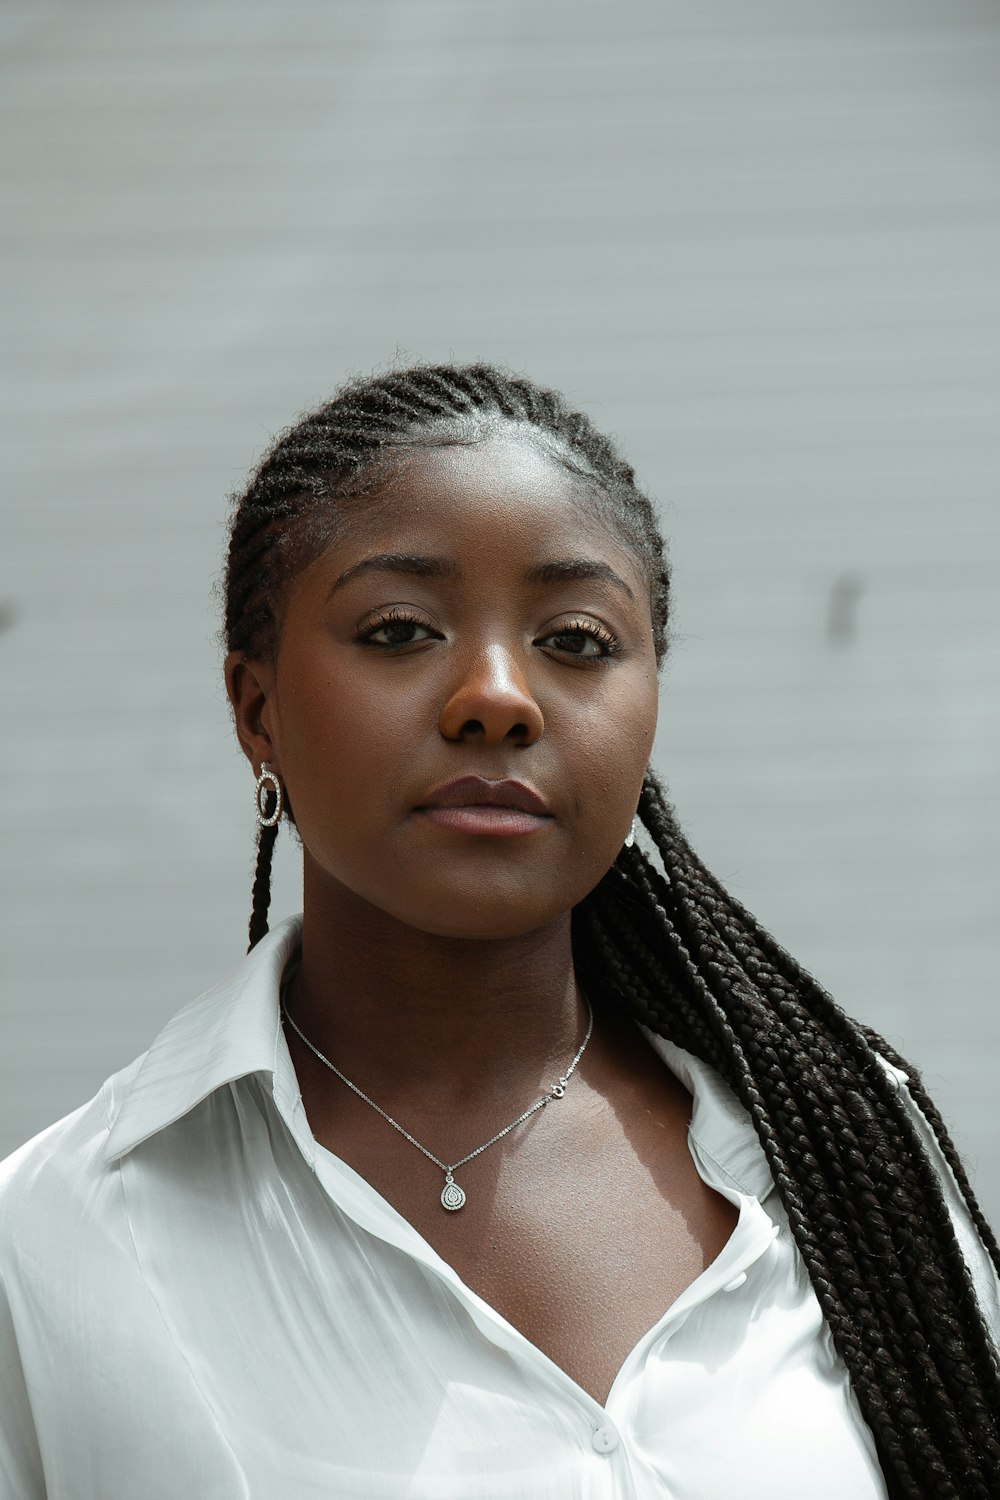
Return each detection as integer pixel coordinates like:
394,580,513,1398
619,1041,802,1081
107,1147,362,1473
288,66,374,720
415,776,553,838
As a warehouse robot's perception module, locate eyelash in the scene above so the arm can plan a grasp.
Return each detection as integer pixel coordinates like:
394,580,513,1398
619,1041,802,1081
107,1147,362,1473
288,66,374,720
537,617,621,660
355,608,440,648
355,608,621,660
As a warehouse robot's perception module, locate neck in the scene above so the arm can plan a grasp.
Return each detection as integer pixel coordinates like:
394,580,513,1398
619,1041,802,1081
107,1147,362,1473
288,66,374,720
286,873,584,1110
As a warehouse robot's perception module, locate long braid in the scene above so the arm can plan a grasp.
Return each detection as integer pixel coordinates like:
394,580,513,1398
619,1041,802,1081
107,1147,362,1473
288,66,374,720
223,360,999,1496
246,775,280,953
583,775,1000,1495
248,819,278,953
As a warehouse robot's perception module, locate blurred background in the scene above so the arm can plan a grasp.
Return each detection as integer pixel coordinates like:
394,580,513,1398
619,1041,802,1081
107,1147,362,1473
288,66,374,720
3,0,998,1223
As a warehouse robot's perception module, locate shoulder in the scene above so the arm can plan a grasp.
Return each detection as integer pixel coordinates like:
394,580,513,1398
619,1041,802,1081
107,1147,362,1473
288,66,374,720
0,916,301,1277
0,1054,146,1270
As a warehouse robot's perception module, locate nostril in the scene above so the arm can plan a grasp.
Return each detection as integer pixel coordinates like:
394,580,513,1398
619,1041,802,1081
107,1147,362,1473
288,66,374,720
451,718,533,743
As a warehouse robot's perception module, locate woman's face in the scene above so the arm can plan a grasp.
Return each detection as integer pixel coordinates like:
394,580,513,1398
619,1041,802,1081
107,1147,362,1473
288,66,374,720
228,426,660,940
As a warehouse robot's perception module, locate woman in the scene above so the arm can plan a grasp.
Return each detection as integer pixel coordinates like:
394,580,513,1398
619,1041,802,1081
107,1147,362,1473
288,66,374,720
1,362,997,1499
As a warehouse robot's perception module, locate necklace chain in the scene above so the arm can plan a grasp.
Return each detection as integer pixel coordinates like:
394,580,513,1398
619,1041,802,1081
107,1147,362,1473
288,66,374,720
280,970,593,1212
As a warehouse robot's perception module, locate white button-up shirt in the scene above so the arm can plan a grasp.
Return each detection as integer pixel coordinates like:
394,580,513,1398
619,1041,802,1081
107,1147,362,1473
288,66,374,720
2,917,997,1499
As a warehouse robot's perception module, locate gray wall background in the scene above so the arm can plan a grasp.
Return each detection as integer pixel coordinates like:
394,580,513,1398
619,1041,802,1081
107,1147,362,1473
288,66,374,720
3,0,999,1224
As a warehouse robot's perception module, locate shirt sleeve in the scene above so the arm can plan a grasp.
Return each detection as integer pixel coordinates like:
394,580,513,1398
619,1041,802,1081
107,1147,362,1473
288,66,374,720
883,1058,1000,1342
0,1275,46,1500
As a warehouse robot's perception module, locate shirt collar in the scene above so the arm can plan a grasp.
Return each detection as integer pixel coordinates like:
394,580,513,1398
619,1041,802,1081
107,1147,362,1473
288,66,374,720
642,1029,775,1201
102,915,304,1163
102,914,772,1201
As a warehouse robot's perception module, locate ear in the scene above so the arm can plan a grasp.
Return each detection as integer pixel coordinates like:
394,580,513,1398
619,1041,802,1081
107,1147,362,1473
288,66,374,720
224,652,278,775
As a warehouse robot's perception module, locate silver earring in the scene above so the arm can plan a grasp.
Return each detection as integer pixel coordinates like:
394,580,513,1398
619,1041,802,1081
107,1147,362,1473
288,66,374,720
624,817,638,849
255,762,283,828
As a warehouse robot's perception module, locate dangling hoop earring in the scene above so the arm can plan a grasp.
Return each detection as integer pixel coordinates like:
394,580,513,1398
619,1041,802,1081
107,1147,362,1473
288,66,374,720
255,761,283,828
624,817,638,849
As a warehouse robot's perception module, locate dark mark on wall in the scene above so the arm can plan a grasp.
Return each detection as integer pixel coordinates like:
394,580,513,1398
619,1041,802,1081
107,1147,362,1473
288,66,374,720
826,572,866,647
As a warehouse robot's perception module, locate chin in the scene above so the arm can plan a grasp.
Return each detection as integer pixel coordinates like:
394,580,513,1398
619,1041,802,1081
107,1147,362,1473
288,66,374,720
393,891,575,943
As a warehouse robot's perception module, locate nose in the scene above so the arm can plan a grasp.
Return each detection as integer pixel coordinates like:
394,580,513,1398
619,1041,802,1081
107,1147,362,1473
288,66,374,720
438,643,544,747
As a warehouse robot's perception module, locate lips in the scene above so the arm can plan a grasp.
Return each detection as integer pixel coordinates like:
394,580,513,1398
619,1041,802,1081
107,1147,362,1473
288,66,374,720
415,776,553,837
419,776,551,815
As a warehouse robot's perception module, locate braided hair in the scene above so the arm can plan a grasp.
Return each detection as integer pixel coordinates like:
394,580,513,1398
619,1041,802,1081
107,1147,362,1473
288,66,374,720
223,361,1000,1497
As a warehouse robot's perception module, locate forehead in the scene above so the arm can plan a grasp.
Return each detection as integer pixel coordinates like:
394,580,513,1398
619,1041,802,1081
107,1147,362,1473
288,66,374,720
333,427,644,580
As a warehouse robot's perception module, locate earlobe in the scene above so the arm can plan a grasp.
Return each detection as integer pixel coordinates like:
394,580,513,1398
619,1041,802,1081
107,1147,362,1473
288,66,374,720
224,652,277,769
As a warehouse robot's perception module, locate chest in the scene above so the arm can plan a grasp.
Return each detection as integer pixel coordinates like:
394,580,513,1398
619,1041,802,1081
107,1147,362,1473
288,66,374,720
308,1073,739,1404
41,1166,888,1500
38,1083,888,1499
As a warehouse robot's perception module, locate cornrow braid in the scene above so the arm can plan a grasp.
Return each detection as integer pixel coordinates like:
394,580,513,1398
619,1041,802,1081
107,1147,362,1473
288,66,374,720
223,361,999,1498
224,361,668,666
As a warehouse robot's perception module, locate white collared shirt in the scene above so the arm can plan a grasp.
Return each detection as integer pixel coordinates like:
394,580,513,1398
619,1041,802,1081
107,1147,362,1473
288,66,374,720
2,917,997,1499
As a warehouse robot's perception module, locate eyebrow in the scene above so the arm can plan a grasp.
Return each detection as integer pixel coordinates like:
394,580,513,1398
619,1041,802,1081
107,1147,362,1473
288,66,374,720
329,552,635,600
526,558,636,600
329,553,460,595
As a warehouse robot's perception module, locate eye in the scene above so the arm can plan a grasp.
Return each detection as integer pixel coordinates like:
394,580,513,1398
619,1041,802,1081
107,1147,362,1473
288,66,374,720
537,620,620,660
356,609,442,649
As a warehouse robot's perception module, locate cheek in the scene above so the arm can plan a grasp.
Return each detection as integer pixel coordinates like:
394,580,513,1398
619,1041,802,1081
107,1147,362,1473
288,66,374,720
557,669,658,799
275,665,420,837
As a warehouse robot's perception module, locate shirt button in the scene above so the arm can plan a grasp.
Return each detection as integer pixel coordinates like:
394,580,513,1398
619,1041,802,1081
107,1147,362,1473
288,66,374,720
723,1272,747,1292
592,1424,620,1454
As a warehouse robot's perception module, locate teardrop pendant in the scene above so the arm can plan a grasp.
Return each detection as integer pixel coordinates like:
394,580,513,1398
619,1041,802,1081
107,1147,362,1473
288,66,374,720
441,1173,466,1211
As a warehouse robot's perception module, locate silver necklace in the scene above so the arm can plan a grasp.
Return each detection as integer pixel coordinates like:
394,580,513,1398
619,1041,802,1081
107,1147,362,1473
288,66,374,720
281,977,593,1213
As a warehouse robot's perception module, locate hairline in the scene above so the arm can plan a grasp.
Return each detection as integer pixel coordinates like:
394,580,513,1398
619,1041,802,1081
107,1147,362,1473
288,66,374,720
263,413,660,659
